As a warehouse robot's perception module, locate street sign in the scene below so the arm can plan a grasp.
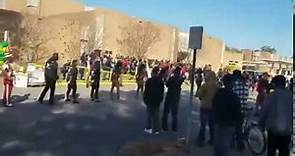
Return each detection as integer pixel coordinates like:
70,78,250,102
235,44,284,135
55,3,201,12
188,26,203,49
186,26,203,144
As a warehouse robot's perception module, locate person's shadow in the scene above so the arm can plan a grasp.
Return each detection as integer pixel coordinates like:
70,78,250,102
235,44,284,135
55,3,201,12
1,93,31,106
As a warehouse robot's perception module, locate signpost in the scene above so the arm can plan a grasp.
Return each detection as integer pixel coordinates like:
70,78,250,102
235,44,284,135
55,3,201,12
186,26,203,144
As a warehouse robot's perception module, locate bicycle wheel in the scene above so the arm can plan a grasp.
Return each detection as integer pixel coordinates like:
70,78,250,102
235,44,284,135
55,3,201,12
246,125,266,155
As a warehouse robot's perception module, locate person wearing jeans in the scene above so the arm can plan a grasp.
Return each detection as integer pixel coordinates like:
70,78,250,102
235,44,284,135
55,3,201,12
197,71,218,146
38,53,59,105
143,67,164,134
162,67,184,131
260,75,292,156
146,105,160,133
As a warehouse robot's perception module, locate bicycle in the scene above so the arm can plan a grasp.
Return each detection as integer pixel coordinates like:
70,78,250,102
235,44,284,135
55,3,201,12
232,107,267,155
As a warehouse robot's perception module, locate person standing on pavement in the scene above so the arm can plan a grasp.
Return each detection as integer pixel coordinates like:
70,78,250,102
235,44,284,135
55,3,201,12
143,67,164,134
162,67,185,132
231,70,249,151
256,72,270,112
136,63,148,95
2,62,15,107
260,75,292,156
195,68,203,96
88,60,101,102
64,59,79,104
110,61,122,100
38,53,59,105
62,60,70,80
288,77,293,92
213,74,242,156
196,71,219,146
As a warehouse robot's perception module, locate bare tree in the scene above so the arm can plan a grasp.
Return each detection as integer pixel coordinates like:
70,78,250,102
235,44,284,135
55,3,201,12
58,19,82,60
20,14,52,63
117,21,160,59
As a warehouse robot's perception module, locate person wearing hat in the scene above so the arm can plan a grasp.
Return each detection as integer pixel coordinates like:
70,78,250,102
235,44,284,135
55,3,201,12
38,53,59,105
162,66,185,132
88,59,101,102
65,59,79,103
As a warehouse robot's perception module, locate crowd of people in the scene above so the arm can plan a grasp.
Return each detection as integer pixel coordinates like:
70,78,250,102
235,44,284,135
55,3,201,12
141,63,292,156
1,51,293,156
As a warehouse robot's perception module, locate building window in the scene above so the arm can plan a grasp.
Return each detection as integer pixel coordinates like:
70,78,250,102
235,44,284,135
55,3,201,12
27,0,40,7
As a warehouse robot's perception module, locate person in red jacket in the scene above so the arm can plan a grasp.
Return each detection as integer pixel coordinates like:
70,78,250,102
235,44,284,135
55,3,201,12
2,63,15,107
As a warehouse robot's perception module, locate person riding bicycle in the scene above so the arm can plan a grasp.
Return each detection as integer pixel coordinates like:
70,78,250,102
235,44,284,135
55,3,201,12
232,70,249,151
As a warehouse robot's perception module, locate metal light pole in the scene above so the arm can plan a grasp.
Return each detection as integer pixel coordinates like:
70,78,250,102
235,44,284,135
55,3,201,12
186,26,203,144
186,48,197,144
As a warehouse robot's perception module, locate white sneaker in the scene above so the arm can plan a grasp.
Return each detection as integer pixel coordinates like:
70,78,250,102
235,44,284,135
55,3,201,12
154,131,160,135
144,128,152,134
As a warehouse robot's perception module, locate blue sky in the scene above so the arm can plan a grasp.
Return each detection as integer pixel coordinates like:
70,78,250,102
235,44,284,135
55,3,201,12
84,0,292,56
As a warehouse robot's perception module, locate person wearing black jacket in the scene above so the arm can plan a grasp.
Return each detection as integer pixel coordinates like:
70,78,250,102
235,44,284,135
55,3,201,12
65,59,79,103
89,60,101,102
212,74,242,156
62,60,70,80
195,68,203,96
38,53,59,105
143,66,164,134
289,77,293,92
162,67,184,131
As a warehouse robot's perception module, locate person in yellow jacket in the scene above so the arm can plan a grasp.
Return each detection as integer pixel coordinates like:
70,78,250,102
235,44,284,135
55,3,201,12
197,70,219,146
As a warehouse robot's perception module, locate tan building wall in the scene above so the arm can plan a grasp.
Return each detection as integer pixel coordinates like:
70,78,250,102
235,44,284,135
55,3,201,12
242,50,253,61
223,50,243,69
102,9,178,61
27,8,179,63
40,0,84,17
194,35,225,71
5,0,84,17
259,51,273,60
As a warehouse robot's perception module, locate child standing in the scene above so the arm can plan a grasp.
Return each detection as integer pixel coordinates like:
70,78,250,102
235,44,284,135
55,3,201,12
110,61,122,99
3,63,15,107
65,60,79,103
88,60,101,102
